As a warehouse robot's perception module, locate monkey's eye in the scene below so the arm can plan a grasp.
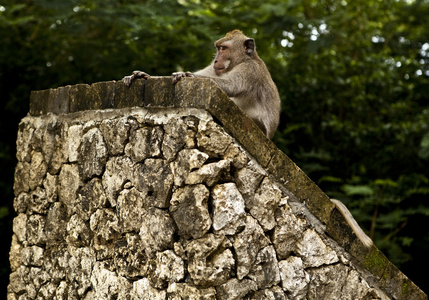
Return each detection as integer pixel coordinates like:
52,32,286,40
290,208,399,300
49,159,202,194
219,46,227,51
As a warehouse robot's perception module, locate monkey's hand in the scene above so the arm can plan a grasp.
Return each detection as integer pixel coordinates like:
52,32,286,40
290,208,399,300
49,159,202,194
123,70,151,87
172,71,195,84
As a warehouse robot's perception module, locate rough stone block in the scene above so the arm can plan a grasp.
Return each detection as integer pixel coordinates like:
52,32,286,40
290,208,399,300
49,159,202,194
170,184,211,239
186,234,235,287
29,89,51,116
174,77,211,109
48,85,70,114
211,182,246,235
69,83,91,112
144,76,174,107
115,78,145,108
91,80,116,109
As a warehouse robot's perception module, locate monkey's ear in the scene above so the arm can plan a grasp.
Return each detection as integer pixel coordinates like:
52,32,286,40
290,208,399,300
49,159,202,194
244,38,255,55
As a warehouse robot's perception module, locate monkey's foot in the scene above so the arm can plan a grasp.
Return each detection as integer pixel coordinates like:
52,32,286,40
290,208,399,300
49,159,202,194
172,71,195,84
123,70,151,87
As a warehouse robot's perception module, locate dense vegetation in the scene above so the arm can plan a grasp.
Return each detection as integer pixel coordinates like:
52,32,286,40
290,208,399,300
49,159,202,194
1,0,428,295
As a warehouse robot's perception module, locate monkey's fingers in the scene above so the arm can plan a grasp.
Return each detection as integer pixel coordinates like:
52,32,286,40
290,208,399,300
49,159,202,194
123,71,151,87
132,70,151,80
123,75,134,87
172,72,195,84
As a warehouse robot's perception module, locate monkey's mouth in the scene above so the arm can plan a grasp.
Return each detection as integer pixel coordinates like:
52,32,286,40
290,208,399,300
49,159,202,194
214,67,226,75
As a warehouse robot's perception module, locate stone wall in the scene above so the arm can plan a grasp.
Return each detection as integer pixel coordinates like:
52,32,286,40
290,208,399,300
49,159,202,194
8,78,427,299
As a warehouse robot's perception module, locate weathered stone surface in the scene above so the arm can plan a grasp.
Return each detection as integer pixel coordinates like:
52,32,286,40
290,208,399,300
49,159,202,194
125,126,163,162
117,187,147,233
65,124,83,163
9,235,21,271
16,121,34,163
45,202,68,245
42,118,65,174
77,178,108,221
248,177,282,231
66,214,92,247
8,266,31,296
78,127,108,180
197,120,233,157
21,245,44,267
59,164,81,215
223,143,249,169
43,172,58,203
272,203,307,260
102,156,134,207
170,148,209,186
13,192,29,214
167,283,216,299
234,166,265,206
170,184,211,239
134,158,173,208
148,250,184,289
295,229,338,268
90,208,120,243
253,286,287,300
234,216,270,279
307,263,374,300
130,277,167,300
28,186,49,214
216,278,258,300
279,256,309,299
162,117,188,161
186,159,231,187
211,182,246,235
67,246,95,297
26,214,46,246
90,261,131,300
267,149,335,225
114,233,148,278
186,234,235,287
29,151,48,191
100,117,130,156
13,162,30,196
139,207,176,258
248,245,281,289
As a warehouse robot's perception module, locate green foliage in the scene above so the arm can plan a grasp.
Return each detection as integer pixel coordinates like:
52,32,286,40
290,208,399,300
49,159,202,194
0,0,428,294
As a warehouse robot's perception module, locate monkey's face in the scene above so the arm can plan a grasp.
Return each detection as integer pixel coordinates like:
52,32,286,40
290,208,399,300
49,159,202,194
213,41,232,76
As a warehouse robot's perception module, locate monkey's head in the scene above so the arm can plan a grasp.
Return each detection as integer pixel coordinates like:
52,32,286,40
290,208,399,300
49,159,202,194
213,30,256,76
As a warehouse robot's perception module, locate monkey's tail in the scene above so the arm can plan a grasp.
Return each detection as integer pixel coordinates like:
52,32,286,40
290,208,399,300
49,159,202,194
331,199,373,248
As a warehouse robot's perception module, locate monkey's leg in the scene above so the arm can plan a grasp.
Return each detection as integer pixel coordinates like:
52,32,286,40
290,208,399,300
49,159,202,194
123,70,151,87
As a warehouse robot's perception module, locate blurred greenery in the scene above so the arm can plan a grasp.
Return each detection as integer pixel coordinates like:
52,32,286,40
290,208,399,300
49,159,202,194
1,0,428,295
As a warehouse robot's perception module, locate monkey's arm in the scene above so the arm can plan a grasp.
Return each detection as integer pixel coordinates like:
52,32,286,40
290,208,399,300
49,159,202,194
123,70,151,87
172,65,250,97
330,199,373,248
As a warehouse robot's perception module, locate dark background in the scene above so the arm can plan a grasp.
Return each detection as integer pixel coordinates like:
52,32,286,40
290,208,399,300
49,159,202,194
1,0,428,295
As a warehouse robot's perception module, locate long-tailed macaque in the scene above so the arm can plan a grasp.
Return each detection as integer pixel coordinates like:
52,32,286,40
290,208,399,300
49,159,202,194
123,30,281,139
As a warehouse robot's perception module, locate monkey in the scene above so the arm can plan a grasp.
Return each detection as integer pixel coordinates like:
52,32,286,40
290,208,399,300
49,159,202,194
331,199,373,248
123,30,281,139
123,34,373,249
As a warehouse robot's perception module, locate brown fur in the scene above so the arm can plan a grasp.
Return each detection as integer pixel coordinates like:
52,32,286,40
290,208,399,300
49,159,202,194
173,30,281,139
124,30,281,139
